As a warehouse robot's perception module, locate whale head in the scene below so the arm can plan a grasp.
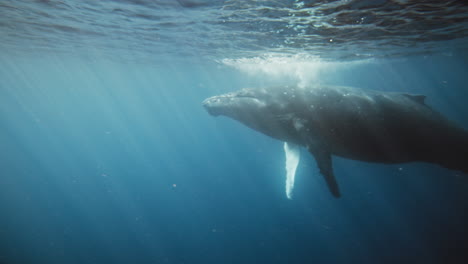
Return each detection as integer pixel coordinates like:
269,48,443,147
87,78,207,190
203,88,300,143
203,88,268,116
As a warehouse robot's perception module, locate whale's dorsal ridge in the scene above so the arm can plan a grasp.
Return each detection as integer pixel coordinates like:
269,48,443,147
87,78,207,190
403,94,427,105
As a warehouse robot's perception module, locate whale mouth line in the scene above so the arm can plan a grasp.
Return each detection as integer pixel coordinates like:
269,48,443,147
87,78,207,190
203,106,220,116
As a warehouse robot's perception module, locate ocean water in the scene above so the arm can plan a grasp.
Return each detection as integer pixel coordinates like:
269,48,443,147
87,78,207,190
1,1,468,264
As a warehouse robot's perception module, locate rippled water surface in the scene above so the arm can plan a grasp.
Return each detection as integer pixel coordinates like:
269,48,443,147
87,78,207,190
1,0,468,60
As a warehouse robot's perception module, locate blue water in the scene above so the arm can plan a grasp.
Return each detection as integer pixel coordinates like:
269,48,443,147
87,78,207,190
1,1,468,264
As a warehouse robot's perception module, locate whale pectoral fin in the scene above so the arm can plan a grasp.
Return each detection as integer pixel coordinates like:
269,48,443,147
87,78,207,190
284,142,301,200
308,148,341,198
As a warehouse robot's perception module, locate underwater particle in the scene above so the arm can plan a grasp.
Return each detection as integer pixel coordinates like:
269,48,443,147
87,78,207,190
172,183,177,188
329,38,333,42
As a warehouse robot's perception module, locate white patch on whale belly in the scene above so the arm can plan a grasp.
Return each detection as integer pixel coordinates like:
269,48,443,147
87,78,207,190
284,142,301,199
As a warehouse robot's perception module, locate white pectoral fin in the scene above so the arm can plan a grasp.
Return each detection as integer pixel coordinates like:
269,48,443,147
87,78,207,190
284,142,301,200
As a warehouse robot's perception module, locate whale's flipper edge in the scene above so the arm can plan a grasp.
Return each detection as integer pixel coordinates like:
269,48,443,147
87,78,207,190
308,148,341,198
284,142,300,200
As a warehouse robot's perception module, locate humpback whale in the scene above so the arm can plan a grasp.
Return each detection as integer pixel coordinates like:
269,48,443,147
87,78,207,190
203,85,468,198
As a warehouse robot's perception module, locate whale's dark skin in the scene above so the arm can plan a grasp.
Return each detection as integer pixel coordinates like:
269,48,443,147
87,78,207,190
203,85,468,197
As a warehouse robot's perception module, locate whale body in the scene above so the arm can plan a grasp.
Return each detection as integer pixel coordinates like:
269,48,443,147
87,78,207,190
203,85,468,197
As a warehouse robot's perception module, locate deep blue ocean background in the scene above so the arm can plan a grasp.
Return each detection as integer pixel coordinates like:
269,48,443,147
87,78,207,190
1,1,468,264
